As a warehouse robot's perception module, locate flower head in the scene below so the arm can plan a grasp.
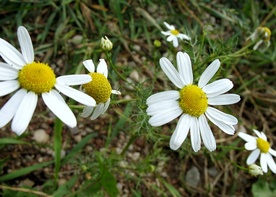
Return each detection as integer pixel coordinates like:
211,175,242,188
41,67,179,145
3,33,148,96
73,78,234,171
161,22,191,48
247,27,271,50
248,164,263,177
100,36,113,51
0,26,96,135
80,59,121,120
146,52,240,151
238,129,276,173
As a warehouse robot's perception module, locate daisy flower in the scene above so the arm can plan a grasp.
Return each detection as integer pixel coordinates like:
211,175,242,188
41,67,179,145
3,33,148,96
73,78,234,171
146,52,240,151
247,26,271,50
161,22,191,48
80,59,121,120
238,129,276,173
0,26,96,135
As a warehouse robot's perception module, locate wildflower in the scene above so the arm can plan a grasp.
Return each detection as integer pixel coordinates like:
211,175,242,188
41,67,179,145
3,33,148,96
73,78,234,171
248,164,263,177
161,22,191,48
247,27,271,50
146,52,240,151
81,59,121,120
100,36,113,51
238,129,276,173
0,26,96,135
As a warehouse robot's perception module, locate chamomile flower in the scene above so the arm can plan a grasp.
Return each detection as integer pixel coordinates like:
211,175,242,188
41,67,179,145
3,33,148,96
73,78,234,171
247,27,271,50
238,130,276,173
0,26,96,135
146,52,240,151
161,22,191,48
80,59,121,120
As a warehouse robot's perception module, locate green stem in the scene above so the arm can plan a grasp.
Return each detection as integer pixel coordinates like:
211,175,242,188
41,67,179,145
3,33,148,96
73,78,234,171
54,118,63,182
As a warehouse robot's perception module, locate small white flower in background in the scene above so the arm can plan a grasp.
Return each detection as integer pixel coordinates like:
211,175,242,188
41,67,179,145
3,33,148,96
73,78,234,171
100,36,113,51
146,52,240,152
247,27,271,50
161,22,191,48
238,129,276,174
248,164,263,177
81,59,121,120
0,26,96,135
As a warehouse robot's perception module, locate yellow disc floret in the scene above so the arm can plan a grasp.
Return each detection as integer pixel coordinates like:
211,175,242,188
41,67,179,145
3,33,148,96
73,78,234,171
82,73,112,104
170,29,179,36
257,138,270,153
18,62,56,94
179,85,208,117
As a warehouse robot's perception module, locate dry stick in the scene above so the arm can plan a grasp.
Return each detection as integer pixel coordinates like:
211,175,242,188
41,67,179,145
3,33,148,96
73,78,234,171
260,5,276,26
0,185,51,197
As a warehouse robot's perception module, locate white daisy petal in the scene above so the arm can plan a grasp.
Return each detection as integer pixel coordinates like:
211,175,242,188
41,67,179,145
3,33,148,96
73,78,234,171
178,34,191,40
269,148,276,157
205,107,238,125
170,114,191,150
260,153,268,173
161,31,171,36
190,116,201,152
146,90,179,105
97,59,108,78
260,132,267,141
17,26,34,63
102,98,111,114
253,129,262,138
42,90,76,128
159,57,185,88
0,62,19,80
198,59,220,88
0,80,20,97
11,91,38,135
147,100,180,116
149,107,182,127
163,22,174,30
238,132,257,143
81,106,94,118
208,94,240,105
55,83,96,106
0,89,27,128
91,104,104,120
198,115,216,151
167,35,175,42
111,90,121,95
82,59,95,73
245,142,257,150
56,74,92,86
0,38,26,69
172,38,178,47
266,153,276,173
203,79,233,98
176,52,193,85
246,149,260,165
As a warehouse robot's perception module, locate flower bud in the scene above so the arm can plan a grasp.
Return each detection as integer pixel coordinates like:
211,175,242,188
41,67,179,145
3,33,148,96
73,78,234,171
101,36,113,51
248,164,263,177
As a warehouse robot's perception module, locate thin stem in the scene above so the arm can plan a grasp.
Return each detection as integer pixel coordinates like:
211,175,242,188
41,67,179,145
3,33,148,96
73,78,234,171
54,118,63,183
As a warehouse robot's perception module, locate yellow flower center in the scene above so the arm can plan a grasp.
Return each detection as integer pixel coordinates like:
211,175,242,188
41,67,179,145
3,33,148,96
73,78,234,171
179,84,208,117
18,62,56,94
82,73,112,104
258,27,271,41
256,138,270,153
170,29,179,36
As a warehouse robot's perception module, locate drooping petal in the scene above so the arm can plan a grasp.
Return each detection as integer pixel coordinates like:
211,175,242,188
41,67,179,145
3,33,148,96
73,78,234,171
56,74,92,86
147,100,180,116
159,57,185,88
190,116,201,152
0,38,26,69
82,59,95,73
81,106,94,118
170,114,191,150
205,107,238,125
0,80,20,96
246,149,260,165
198,59,220,88
203,79,233,98
17,26,34,63
260,153,268,173
55,83,96,107
149,107,182,127
176,52,193,85
0,62,19,80
91,104,104,120
102,98,111,114
146,90,179,105
97,59,108,78
208,94,240,105
11,91,38,135
238,132,257,143
0,89,27,128
172,37,179,48
266,153,276,173
42,90,77,128
198,115,216,151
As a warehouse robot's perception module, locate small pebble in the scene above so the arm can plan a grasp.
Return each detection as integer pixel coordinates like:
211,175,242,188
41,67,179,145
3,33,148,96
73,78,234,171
33,129,50,143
